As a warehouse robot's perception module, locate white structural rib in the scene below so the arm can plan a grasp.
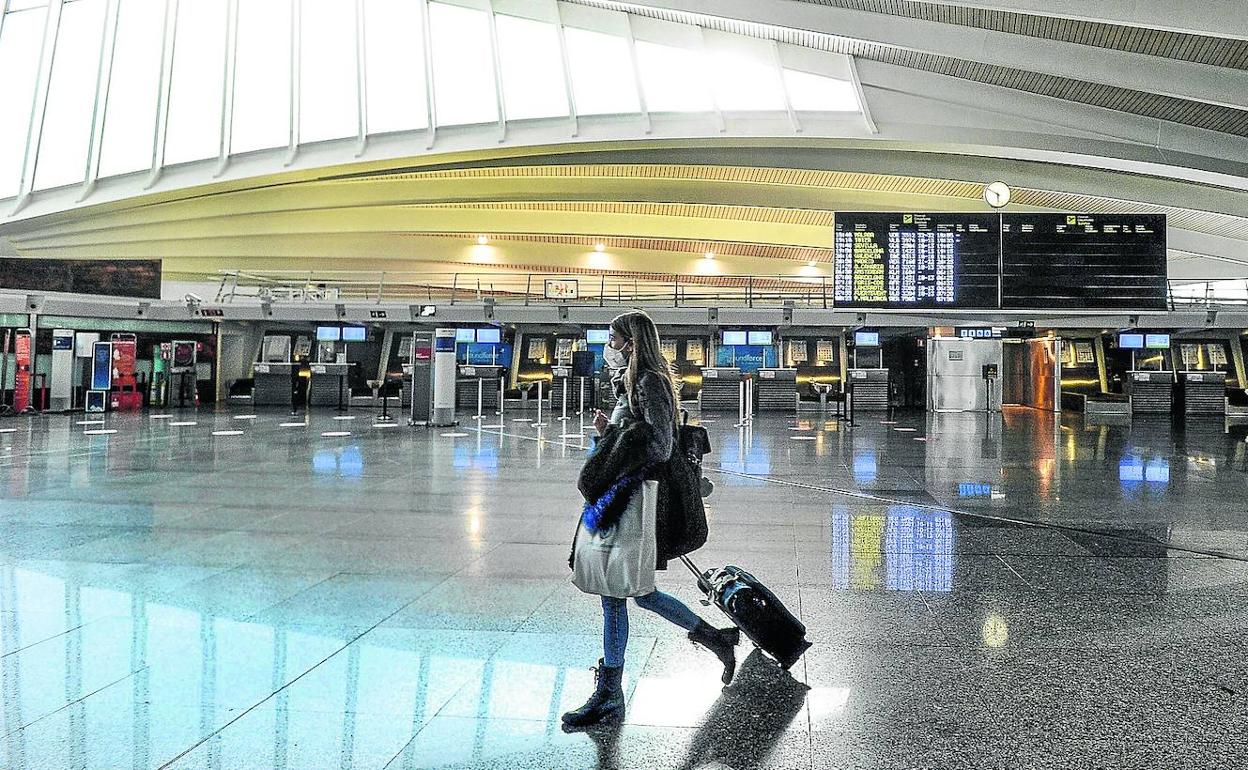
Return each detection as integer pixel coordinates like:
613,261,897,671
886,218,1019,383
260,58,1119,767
572,0,1248,112
80,0,122,202
12,0,64,215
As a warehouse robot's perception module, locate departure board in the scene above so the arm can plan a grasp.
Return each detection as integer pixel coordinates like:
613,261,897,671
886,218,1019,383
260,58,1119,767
1001,214,1166,309
833,214,999,308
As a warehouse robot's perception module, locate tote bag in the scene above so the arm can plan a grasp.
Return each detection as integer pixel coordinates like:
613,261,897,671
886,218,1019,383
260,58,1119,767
572,480,658,598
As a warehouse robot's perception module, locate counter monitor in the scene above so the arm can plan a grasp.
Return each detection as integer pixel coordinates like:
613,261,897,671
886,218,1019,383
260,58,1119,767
747,331,773,346
721,330,748,346
476,328,501,344
1117,333,1144,349
854,331,880,347
586,329,610,344
1145,333,1171,349
342,327,366,342
316,326,341,342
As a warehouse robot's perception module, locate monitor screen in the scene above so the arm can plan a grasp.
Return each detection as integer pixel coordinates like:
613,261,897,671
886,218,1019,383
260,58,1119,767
586,329,610,344
341,327,366,342
747,331,773,346
833,213,1000,309
1118,333,1144,349
316,326,340,342
1145,333,1170,349
721,331,748,346
455,328,476,344
854,331,880,347
476,327,501,344
1001,213,1166,310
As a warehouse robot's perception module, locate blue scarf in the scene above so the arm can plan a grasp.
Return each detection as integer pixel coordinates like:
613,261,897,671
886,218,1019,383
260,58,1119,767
581,470,647,533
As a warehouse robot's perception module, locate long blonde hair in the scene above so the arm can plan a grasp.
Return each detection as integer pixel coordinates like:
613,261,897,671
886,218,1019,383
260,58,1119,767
609,310,679,422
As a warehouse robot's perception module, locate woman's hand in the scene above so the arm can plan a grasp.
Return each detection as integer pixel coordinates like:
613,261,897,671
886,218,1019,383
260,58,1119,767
593,409,609,436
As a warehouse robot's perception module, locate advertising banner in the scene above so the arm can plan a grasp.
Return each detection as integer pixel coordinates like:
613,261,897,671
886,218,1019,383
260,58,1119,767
13,329,31,412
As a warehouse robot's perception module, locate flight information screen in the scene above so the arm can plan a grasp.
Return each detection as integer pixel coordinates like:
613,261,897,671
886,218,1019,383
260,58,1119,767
1001,214,1167,309
833,213,999,308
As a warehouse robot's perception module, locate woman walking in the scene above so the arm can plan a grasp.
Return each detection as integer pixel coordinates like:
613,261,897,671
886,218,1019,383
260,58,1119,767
563,310,739,729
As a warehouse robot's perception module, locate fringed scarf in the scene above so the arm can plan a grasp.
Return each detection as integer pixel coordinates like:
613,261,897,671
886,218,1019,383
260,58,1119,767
581,469,649,533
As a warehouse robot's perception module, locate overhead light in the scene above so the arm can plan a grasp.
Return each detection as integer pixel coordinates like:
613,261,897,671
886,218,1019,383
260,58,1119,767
704,250,715,260
807,260,818,267
476,235,488,245
594,242,605,252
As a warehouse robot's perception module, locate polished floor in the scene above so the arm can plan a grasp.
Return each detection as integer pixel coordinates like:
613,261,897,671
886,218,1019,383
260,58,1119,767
2,405,1247,769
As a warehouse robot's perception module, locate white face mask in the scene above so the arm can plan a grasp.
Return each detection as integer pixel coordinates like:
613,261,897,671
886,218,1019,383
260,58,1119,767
602,343,628,370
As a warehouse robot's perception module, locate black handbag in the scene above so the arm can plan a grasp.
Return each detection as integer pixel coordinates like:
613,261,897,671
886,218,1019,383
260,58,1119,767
657,413,711,560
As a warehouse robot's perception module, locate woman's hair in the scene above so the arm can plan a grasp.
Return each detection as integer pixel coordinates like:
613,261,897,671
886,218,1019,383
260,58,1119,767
609,310,679,422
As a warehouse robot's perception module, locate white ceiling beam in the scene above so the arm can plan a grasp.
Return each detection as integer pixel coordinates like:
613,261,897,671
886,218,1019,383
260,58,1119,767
910,0,1248,42
574,0,1248,111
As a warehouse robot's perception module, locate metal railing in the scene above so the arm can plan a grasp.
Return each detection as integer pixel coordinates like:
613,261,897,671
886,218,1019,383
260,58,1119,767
216,270,834,308
214,270,1248,311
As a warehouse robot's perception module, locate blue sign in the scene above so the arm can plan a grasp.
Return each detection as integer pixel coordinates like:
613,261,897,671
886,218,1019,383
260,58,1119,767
91,342,112,390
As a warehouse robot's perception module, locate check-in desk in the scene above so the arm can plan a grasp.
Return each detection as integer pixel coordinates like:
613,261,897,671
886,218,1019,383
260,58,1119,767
309,362,352,407
699,367,746,412
1128,370,1174,414
755,368,798,413
456,365,505,411
252,362,296,407
1178,371,1226,416
847,368,889,411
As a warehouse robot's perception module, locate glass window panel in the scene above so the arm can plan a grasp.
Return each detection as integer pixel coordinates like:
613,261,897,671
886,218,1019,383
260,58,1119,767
7,0,48,10
564,26,638,115
99,0,164,178
635,39,710,113
232,0,291,154
300,0,357,143
783,68,858,111
0,7,46,197
708,47,784,111
164,0,228,165
34,0,106,190
363,0,427,133
495,14,566,120
429,2,496,126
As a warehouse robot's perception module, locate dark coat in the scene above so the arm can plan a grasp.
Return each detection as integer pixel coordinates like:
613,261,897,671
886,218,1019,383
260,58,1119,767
574,413,707,571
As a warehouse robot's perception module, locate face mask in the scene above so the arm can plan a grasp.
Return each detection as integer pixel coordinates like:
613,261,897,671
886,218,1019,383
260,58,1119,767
602,343,628,370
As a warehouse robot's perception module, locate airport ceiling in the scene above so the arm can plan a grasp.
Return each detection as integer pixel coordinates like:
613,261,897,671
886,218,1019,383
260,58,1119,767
0,0,1244,288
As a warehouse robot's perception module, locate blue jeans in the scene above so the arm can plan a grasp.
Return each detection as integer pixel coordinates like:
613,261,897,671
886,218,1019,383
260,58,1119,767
601,590,701,668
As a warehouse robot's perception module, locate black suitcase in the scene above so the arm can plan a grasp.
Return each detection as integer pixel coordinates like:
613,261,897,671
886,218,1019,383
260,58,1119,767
680,555,812,670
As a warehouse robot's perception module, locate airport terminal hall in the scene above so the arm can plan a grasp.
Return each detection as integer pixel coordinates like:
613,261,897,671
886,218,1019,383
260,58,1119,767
3,1,1248,768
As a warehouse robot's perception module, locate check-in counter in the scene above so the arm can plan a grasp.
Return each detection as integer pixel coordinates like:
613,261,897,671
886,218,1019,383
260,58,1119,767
252,362,296,407
847,368,889,412
309,362,352,407
755,368,797,412
1128,370,1174,414
699,367,745,412
1178,371,1226,416
456,364,505,411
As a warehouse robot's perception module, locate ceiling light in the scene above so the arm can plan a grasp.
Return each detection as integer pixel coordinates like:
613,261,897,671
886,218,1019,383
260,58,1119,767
476,235,488,245
594,242,605,252
807,260,818,267
704,251,715,260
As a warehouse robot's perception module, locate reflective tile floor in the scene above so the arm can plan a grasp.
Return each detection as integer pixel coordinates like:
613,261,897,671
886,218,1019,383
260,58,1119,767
2,406,1247,769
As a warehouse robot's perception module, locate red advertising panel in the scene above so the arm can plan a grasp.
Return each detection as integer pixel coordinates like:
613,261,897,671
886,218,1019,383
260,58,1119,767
110,334,141,410
13,329,31,412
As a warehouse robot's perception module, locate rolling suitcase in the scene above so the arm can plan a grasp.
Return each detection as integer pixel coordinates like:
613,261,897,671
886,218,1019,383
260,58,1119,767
680,555,812,670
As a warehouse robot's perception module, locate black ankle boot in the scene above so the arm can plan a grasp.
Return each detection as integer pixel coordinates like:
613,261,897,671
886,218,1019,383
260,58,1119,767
561,659,625,728
688,620,740,685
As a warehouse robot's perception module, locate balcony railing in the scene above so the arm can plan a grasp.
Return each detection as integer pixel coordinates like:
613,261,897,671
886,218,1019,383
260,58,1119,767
215,270,1248,312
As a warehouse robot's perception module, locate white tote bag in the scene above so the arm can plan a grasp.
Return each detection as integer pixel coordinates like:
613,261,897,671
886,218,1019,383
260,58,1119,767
572,480,658,598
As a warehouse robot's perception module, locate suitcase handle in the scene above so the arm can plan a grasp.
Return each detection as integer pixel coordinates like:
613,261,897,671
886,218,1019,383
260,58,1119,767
679,555,713,594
